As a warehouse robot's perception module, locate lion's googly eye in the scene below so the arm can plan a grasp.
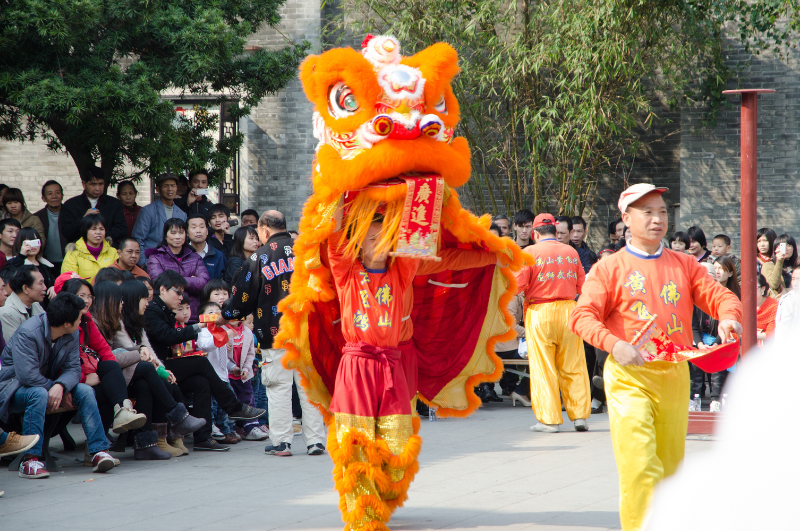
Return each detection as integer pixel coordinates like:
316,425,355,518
434,95,447,114
329,82,359,118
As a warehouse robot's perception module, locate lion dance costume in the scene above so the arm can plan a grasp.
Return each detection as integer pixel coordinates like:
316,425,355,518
273,35,525,530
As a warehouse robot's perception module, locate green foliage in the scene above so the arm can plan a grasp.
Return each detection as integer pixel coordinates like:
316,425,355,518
0,0,309,184
329,0,798,217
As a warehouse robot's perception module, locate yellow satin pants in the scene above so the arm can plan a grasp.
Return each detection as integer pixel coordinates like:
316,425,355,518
525,300,590,425
605,355,689,530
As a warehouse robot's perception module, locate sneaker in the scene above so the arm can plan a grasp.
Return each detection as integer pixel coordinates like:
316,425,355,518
19,457,49,479
234,426,247,438
228,405,267,421
292,418,302,426
0,432,40,458
211,424,224,440
257,424,269,434
244,426,269,441
307,443,325,456
592,375,604,390
710,400,721,413
531,423,559,433
265,442,292,456
574,419,589,432
591,398,604,414
91,451,116,473
112,399,147,434
83,449,121,467
194,439,231,452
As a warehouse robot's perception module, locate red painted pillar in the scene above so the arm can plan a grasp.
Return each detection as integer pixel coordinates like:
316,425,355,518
722,89,775,354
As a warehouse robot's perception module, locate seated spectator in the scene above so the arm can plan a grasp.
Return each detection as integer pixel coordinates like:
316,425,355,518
2,188,46,248
61,214,119,283
761,234,798,298
116,181,141,238
240,209,259,227
131,173,187,266
756,274,777,346
202,279,231,306
186,213,226,280
608,217,624,246
493,215,511,237
222,226,260,285
3,228,55,305
0,276,9,351
0,266,46,340
513,209,535,249
58,278,146,436
776,266,800,337
208,203,234,255
59,167,127,249
146,218,209,321
137,276,154,302
144,271,266,451
175,170,213,218
34,180,66,274
110,237,149,278
94,267,126,285
93,280,205,459
756,227,777,270
687,226,711,262
669,231,690,253
0,218,21,266
0,292,117,478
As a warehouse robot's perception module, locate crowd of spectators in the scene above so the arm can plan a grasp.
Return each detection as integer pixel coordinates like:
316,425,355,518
0,168,283,486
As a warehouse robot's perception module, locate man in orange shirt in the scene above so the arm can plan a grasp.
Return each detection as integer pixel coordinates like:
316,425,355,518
515,213,589,433
569,184,743,530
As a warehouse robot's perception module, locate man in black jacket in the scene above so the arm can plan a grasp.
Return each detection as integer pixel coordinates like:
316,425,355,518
174,169,213,219
144,270,266,451
219,210,326,457
58,167,128,250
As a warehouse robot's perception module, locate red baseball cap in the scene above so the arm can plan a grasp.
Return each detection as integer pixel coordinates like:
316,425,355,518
54,271,85,294
533,213,556,229
618,183,668,212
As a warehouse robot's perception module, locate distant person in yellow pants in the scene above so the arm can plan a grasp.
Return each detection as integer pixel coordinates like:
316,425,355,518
515,213,590,433
570,183,743,530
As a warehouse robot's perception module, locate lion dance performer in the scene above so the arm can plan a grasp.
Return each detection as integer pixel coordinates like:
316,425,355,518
273,35,526,530
570,184,743,530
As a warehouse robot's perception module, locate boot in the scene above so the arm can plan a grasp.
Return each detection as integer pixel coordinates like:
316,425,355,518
134,430,172,460
165,403,206,438
154,423,183,457
481,383,503,403
112,399,147,434
168,425,190,455
475,385,489,404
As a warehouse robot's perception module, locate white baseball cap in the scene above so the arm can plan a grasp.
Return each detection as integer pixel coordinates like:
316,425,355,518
618,183,669,212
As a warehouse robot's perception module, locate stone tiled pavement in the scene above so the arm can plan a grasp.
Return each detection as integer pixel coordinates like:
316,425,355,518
0,402,712,530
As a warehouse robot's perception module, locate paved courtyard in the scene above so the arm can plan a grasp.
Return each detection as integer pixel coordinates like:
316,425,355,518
0,402,712,530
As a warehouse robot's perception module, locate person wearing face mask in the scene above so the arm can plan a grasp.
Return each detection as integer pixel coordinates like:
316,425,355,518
61,214,119,283
145,219,209,321
131,173,188,267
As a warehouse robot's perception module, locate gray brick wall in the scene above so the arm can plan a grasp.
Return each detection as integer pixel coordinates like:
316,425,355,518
680,33,800,256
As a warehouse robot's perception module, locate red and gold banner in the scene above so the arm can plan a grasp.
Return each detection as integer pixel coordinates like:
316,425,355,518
391,174,445,261
631,315,740,373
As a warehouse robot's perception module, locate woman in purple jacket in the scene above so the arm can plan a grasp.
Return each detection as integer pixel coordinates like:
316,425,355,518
146,218,209,321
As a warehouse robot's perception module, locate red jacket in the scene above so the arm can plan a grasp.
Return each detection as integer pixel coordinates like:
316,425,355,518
78,311,117,383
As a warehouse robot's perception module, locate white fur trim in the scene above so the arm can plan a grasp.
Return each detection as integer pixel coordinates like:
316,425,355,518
362,35,401,69
377,64,425,101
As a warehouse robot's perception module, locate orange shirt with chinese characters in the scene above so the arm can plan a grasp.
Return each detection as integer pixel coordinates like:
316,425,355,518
399,248,497,342
515,238,585,305
328,232,419,347
569,246,743,354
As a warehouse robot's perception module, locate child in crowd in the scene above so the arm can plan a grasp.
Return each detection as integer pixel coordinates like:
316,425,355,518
246,314,269,433
669,231,690,253
171,295,203,357
708,233,742,283
202,279,230,307
196,301,239,445
224,313,267,441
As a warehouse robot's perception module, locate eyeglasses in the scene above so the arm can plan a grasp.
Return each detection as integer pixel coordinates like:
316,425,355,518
169,287,185,297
